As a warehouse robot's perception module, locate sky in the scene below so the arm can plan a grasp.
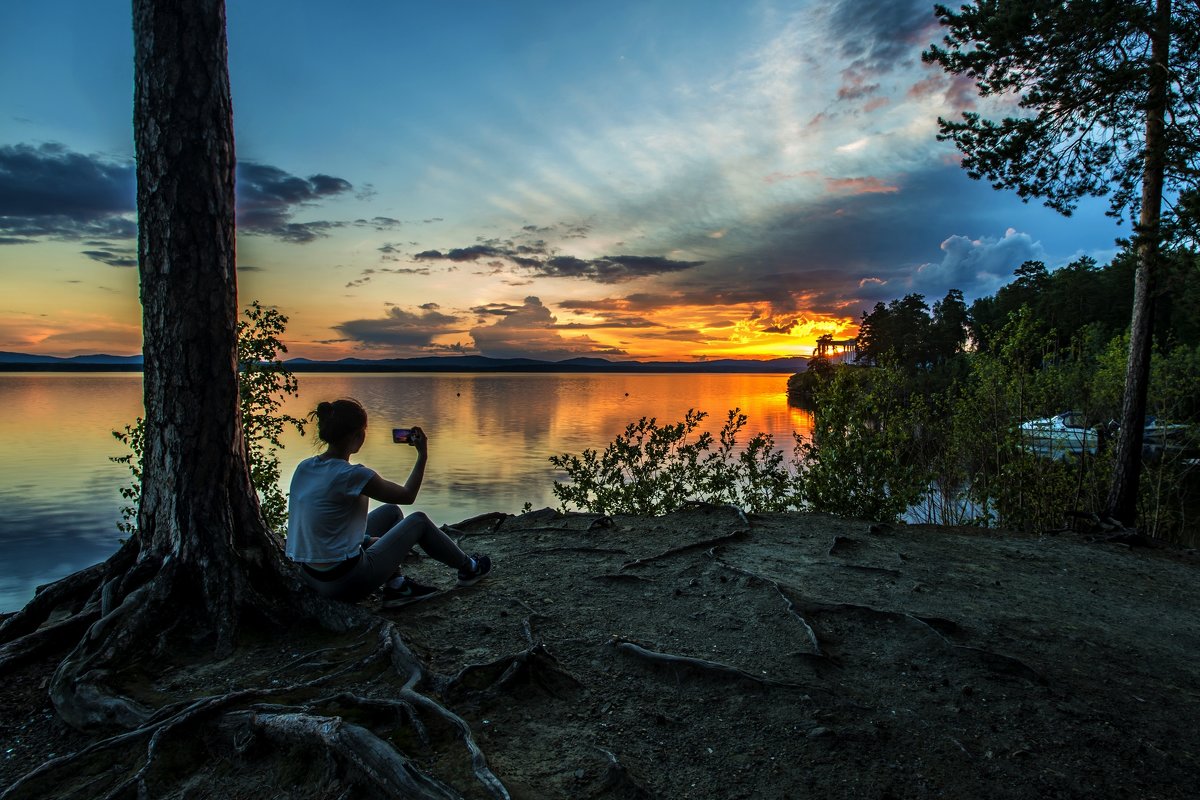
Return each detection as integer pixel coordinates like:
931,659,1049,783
0,0,1126,362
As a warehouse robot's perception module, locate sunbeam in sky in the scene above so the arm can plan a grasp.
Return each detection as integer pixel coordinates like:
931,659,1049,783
0,0,1122,360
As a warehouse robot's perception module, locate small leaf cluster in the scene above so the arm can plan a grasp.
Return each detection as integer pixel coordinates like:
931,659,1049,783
113,300,305,537
549,409,795,516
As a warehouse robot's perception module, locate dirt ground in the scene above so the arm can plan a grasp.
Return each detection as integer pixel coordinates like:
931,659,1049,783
2,506,1199,798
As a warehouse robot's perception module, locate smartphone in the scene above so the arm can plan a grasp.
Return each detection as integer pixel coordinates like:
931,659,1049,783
392,428,414,445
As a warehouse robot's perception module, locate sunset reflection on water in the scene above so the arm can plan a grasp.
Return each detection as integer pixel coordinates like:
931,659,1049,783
274,373,811,520
0,371,809,611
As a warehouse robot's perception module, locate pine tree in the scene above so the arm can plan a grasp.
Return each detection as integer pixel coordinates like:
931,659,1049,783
924,0,1200,525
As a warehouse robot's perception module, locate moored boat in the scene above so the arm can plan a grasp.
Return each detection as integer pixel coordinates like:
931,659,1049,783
1019,412,1099,459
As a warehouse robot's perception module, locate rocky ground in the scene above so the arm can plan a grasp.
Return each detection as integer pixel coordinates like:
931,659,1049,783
2,506,1199,798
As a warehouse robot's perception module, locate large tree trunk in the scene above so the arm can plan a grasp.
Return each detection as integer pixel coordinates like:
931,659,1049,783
39,0,356,732
1106,0,1172,526
133,0,258,642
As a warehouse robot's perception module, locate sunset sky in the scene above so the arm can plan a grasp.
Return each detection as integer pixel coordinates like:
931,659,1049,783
1,0,1124,362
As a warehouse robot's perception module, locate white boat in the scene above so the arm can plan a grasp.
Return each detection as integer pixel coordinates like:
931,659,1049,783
1019,412,1099,459
1141,417,1194,462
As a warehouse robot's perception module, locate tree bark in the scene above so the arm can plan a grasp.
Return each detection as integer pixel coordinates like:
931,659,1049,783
1106,0,1172,526
131,0,265,647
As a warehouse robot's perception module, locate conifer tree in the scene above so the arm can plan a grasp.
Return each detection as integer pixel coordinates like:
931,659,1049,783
924,0,1200,525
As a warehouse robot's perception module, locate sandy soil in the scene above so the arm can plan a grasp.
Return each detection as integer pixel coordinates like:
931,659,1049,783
2,506,1199,798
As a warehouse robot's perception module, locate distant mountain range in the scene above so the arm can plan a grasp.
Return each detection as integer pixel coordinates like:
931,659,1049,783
0,351,809,374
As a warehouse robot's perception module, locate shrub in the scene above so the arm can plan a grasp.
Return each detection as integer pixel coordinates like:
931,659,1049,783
113,301,305,537
793,362,931,523
549,408,795,515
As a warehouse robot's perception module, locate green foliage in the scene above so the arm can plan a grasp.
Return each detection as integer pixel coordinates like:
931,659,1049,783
110,416,145,536
549,409,795,515
236,301,308,533
794,362,931,524
113,301,306,536
786,354,835,408
923,0,1200,231
943,308,1103,531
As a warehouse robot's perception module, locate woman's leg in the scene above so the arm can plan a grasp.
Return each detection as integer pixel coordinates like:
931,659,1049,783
358,511,467,589
365,504,403,538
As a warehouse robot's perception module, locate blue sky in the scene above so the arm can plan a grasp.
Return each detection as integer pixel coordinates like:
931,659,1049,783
0,0,1124,360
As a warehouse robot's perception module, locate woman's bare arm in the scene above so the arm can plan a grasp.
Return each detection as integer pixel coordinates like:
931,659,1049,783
362,426,428,504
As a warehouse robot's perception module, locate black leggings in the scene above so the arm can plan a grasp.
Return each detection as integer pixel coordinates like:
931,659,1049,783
298,505,466,602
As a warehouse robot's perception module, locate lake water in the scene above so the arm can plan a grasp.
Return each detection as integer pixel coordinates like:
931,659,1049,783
0,372,810,612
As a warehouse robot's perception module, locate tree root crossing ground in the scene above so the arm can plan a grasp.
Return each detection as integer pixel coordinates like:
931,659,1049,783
2,507,1199,798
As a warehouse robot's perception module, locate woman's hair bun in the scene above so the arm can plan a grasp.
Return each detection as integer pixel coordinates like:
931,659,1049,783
310,398,367,445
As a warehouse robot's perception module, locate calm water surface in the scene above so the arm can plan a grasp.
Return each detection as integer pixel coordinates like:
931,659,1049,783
0,372,810,612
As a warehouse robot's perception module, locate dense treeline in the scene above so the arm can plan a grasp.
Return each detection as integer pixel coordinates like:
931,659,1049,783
788,248,1200,541
550,250,1197,542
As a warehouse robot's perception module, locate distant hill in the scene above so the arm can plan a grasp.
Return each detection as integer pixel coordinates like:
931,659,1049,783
0,351,809,374
0,351,144,371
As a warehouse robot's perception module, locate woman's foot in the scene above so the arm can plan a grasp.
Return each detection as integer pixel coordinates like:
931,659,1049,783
457,554,492,587
381,575,439,607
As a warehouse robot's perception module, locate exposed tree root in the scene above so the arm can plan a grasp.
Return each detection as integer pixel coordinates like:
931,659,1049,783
5,622,510,799
521,546,630,556
220,710,461,800
305,691,429,745
265,633,374,678
0,561,108,646
591,573,656,583
39,529,370,732
0,603,100,672
713,562,826,661
778,592,1046,685
619,529,749,571
441,640,583,700
377,624,511,799
452,511,512,531
607,635,808,688
593,746,653,799
678,501,751,526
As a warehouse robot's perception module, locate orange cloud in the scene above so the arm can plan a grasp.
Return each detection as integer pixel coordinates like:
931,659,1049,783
825,176,900,195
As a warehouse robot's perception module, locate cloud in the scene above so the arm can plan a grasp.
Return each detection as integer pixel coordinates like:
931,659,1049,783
913,228,1045,298
825,176,899,195
415,235,703,284
0,143,366,250
827,0,940,75
469,296,627,360
80,247,137,268
236,162,354,242
0,143,135,242
333,305,464,349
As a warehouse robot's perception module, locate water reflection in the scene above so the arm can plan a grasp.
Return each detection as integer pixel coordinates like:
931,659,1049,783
0,372,808,611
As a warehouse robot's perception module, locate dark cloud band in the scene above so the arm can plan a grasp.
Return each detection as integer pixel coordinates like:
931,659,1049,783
415,242,703,284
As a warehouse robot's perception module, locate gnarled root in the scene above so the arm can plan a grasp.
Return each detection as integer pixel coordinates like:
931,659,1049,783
778,591,1045,685
619,529,749,571
607,635,808,688
377,624,511,799
593,746,653,799
220,710,461,800
441,641,582,700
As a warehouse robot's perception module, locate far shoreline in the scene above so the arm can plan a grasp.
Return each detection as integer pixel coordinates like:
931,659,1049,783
0,363,807,375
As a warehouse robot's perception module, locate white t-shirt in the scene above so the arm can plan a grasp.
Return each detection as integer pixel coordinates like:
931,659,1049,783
286,455,377,563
